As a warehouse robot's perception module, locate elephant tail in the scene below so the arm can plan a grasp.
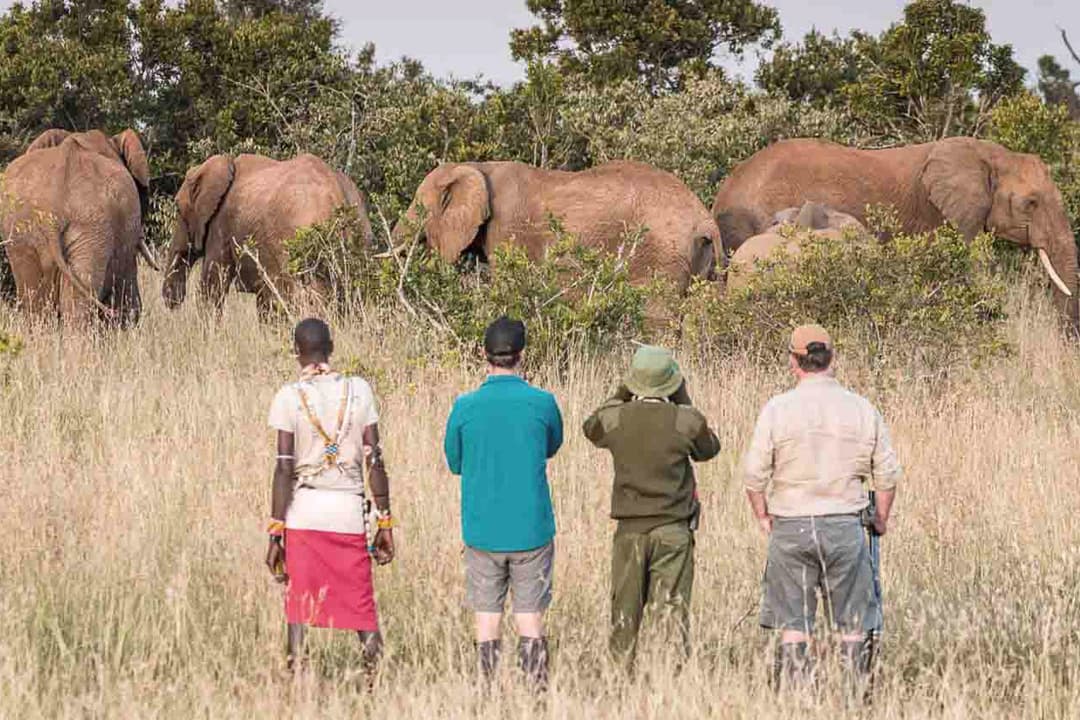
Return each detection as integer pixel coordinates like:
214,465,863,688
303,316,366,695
46,219,115,319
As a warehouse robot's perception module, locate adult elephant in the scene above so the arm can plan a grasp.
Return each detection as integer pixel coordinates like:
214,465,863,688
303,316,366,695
0,128,157,326
390,161,720,291
727,202,865,292
712,137,1079,326
162,154,373,315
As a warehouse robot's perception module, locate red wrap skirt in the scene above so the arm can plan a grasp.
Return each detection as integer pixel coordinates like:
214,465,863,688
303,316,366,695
284,528,379,631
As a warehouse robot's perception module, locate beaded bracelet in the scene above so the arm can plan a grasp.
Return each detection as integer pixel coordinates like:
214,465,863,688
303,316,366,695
267,519,285,537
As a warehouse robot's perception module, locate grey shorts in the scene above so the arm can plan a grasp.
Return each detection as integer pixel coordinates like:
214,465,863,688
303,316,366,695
465,542,554,614
760,515,880,635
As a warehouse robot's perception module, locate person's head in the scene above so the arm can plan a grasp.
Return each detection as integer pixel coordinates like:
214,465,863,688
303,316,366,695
625,345,683,399
484,316,526,372
294,317,333,364
788,324,833,378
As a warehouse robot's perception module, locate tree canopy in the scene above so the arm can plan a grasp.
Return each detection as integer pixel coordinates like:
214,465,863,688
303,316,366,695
510,0,780,91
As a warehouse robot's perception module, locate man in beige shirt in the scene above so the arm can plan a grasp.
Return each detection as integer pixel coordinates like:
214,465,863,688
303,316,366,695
741,324,900,698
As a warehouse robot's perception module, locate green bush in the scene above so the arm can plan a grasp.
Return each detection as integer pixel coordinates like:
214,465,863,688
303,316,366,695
285,216,655,368
683,222,1009,375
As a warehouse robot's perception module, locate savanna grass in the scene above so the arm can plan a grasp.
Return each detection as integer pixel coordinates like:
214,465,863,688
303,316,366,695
0,268,1078,719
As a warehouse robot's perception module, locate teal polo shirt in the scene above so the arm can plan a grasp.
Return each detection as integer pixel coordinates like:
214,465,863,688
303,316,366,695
444,374,563,552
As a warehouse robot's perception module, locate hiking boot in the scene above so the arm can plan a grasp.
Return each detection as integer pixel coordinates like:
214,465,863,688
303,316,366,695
517,636,549,692
840,637,874,705
771,641,812,692
476,639,501,682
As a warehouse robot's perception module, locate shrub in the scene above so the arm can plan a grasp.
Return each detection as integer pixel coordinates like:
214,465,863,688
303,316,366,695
682,222,1009,376
284,216,656,368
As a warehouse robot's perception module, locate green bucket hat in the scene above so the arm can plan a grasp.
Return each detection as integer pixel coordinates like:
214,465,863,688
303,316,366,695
625,345,683,399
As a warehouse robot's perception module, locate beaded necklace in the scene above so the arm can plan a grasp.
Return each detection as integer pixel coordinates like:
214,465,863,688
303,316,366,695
296,364,353,467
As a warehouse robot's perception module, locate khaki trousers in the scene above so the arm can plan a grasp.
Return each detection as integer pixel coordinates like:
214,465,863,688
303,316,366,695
609,521,694,670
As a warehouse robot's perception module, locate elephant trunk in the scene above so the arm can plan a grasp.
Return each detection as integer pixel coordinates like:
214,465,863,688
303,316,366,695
1044,234,1079,332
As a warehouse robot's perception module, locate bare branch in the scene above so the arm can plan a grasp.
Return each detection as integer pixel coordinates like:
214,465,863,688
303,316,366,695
1060,27,1080,67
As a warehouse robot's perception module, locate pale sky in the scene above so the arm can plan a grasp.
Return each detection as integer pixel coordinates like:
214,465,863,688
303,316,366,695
1,1,1078,87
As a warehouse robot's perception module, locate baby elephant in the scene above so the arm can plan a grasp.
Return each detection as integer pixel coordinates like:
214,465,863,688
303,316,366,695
726,202,864,292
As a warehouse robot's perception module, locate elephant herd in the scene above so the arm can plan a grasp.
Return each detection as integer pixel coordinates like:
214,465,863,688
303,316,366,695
0,128,1076,330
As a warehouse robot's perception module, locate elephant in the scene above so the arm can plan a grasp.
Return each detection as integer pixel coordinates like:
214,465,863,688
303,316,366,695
390,161,720,292
727,202,865,292
712,137,1080,326
0,128,158,326
162,153,373,315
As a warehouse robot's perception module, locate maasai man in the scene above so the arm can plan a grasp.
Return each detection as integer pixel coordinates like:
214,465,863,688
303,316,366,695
444,316,563,689
265,318,395,676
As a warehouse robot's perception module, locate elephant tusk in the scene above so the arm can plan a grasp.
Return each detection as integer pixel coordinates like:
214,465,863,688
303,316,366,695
1038,248,1072,297
138,239,162,272
373,243,409,259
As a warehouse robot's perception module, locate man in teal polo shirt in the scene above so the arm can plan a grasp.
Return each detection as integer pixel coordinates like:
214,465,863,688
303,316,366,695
444,316,563,689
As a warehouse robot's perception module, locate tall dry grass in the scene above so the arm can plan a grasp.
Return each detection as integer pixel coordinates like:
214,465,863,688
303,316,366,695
0,270,1079,719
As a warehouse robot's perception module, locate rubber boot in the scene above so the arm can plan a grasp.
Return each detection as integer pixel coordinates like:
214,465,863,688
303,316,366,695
517,637,549,692
771,641,811,692
840,638,873,705
476,639,501,682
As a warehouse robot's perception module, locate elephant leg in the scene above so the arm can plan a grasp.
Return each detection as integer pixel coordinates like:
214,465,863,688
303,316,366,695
199,258,236,314
6,242,52,318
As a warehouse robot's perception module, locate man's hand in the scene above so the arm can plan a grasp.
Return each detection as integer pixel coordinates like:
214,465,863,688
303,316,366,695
756,515,773,537
872,513,888,537
266,539,288,583
669,380,692,406
373,529,394,565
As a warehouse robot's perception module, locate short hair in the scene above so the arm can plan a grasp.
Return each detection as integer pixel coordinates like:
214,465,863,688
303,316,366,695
486,351,522,369
793,342,833,372
294,317,333,357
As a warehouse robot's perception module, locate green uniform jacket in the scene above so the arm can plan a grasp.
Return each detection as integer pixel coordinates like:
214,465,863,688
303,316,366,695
583,395,721,533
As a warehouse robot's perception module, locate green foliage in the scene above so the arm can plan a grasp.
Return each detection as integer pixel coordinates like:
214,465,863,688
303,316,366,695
684,223,1009,374
990,93,1080,238
757,0,1025,143
1037,55,1080,120
510,0,780,91
285,215,653,367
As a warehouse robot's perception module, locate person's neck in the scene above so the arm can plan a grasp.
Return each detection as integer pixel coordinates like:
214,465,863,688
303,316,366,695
488,366,520,377
299,355,330,369
794,368,834,382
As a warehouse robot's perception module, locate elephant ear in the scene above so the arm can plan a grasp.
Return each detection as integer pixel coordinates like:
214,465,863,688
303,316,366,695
921,139,994,239
111,130,150,193
177,155,236,253
425,164,490,263
26,129,70,153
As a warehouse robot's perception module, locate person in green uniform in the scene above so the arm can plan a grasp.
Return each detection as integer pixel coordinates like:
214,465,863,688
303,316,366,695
583,345,720,672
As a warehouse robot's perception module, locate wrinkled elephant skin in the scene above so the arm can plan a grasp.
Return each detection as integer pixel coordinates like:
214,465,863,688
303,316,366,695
162,153,373,316
712,138,1080,328
0,128,151,326
392,160,721,293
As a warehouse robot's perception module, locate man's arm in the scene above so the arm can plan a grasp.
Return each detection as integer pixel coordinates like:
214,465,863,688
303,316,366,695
266,431,294,580
870,410,902,536
582,386,630,448
741,404,775,536
363,423,394,565
444,402,463,475
271,431,295,521
689,415,721,461
546,398,564,458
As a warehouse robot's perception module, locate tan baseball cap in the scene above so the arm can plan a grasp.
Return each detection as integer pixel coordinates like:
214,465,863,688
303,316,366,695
789,324,832,354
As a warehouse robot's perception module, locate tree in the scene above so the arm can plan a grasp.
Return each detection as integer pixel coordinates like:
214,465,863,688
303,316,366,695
1037,30,1080,120
755,29,864,107
756,0,1026,142
510,0,780,92
0,0,139,160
